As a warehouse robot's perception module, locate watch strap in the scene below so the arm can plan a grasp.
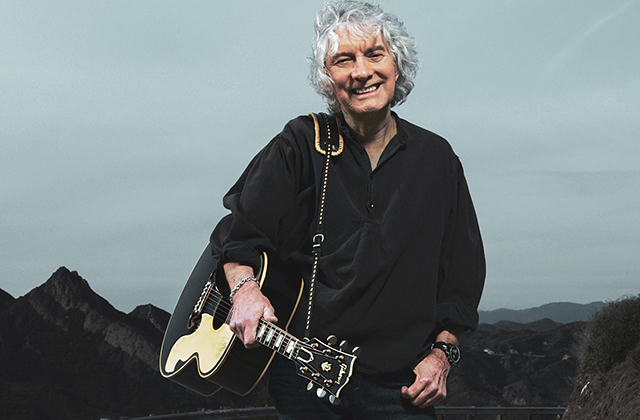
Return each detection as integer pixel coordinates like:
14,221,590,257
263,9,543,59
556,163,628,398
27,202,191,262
431,341,460,366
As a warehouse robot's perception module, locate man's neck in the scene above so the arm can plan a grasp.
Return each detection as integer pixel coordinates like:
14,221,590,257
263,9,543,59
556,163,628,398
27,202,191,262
343,108,394,147
343,108,396,169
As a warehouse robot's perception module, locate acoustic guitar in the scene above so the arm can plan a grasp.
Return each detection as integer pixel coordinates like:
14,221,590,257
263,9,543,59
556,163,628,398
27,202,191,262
159,244,358,403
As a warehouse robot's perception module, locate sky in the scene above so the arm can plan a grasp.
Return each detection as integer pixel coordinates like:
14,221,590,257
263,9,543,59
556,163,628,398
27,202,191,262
2,0,639,314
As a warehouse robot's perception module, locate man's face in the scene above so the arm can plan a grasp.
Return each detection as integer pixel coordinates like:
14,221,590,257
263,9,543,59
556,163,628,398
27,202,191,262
326,28,397,119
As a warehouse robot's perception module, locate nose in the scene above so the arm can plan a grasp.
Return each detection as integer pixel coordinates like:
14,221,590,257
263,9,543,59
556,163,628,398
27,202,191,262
351,56,373,80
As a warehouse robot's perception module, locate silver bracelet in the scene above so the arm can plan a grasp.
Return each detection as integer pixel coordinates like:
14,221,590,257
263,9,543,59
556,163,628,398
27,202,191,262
229,276,259,304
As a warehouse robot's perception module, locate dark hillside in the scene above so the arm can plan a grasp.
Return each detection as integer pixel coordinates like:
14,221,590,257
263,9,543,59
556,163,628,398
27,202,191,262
479,302,606,324
563,295,640,419
447,321,582,407
0,288,15,308
0,268,268,420
0,268,593,419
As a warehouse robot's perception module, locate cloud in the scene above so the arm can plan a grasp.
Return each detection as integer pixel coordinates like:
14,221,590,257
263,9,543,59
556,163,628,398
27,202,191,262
543,1,636,77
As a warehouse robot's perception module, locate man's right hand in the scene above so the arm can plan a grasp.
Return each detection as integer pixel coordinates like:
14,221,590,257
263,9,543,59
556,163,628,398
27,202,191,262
224,262,278,348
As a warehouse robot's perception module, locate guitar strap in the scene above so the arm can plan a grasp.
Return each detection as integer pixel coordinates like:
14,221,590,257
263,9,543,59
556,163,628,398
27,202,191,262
304,113,343,339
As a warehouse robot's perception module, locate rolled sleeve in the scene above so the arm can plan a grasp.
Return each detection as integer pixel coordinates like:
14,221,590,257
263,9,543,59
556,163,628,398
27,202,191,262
435,156,485,332
209,117,313,274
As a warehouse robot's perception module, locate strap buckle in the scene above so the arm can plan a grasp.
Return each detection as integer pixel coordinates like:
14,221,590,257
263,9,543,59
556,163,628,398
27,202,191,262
312,233,324,255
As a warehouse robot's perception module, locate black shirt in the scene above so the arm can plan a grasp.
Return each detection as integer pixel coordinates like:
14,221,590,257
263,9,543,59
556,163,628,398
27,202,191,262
210,113,485,374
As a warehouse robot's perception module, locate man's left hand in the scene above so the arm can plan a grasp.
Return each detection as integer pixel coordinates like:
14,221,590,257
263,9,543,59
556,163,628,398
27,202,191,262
400,349,450,408
401,325,463,408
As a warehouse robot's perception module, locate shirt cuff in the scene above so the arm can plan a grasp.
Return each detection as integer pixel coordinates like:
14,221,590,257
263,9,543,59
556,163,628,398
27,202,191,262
436,302,480,332
220,244,262,275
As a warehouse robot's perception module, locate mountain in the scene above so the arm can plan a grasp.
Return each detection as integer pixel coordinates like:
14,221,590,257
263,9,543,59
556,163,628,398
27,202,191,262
449,321,584,407
478,318,564,333
478,301,606,324
0,287,15,308
0,268,593,419
0,267,269,420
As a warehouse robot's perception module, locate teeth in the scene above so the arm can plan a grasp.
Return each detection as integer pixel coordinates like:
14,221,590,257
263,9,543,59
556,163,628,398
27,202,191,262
354,85,378,94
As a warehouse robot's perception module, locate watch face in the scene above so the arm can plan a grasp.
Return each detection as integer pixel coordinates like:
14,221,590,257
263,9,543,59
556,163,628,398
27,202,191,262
433,342,460,365
450,346,461,363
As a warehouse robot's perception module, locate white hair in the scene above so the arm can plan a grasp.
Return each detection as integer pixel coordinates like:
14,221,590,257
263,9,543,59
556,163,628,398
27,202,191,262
309,1,421,114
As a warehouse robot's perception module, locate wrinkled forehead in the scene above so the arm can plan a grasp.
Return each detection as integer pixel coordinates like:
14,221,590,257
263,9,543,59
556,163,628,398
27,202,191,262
326,23,385,57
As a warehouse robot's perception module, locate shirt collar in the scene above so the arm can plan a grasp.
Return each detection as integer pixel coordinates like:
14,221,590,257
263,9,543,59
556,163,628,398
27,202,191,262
337,111,408,147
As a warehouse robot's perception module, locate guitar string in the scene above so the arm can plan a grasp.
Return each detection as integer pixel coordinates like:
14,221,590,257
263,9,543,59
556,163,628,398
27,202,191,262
196,290,356,387
195,281,341,356
198,292,341,389
200,292,301,353
198,291,340,360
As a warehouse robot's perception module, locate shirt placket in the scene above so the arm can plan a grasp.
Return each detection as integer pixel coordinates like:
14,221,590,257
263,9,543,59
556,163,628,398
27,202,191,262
367,171,376,219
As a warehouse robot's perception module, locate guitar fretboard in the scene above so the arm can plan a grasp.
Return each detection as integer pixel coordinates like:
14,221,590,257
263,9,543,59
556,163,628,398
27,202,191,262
255,319,299,359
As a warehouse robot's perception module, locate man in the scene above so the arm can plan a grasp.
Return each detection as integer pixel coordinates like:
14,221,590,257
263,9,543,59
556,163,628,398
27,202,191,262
210,1,485,418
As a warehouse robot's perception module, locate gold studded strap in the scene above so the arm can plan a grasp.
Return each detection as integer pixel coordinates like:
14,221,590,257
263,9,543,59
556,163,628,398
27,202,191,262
304,113,342,339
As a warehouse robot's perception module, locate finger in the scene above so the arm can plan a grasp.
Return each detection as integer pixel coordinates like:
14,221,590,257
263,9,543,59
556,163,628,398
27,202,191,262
228,313,254,348
419,386,446,408
242,320,259,348
412,388,433,408
401,375,428,400
240,329,257,349
400,383,419,401
403,378,438,407
263,306,278,323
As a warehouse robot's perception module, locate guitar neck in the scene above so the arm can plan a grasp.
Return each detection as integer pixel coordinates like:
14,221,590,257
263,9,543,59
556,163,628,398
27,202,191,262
255,318,300,360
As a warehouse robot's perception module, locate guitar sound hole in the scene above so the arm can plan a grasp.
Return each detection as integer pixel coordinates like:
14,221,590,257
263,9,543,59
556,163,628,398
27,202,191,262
211,297,228,330
203,286,230,330
212,310,226,329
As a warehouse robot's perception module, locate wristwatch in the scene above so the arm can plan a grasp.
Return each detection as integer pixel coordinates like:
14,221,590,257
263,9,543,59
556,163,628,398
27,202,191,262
431,341,461,366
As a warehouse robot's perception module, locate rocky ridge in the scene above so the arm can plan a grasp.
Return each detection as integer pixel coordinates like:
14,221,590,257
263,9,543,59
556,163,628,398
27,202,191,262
0,268,268,420
1,268,585,419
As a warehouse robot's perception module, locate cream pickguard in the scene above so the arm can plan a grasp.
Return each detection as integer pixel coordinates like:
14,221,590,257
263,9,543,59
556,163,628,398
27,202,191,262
164,313,234,376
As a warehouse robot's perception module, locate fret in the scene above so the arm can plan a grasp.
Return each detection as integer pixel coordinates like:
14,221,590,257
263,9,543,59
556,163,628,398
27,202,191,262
285,339,295,357
257,324,266,340
274,333,284,349
266,328,275,345
255,319,299,359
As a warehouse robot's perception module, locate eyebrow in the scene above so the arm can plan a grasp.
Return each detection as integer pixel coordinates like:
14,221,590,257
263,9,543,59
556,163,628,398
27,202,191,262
330,44,387,62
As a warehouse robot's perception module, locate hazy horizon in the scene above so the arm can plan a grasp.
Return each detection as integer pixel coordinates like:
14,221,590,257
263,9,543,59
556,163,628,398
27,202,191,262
0,265,615,315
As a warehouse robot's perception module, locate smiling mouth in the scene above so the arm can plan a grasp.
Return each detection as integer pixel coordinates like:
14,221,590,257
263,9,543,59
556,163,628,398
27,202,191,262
352,84,380,95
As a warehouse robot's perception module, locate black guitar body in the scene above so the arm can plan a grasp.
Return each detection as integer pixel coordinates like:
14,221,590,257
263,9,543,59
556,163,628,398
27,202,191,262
159,244,304,396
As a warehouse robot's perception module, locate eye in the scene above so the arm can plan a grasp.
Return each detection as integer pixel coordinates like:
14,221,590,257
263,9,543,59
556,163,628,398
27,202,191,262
332,57,353,68
333,57,353,67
